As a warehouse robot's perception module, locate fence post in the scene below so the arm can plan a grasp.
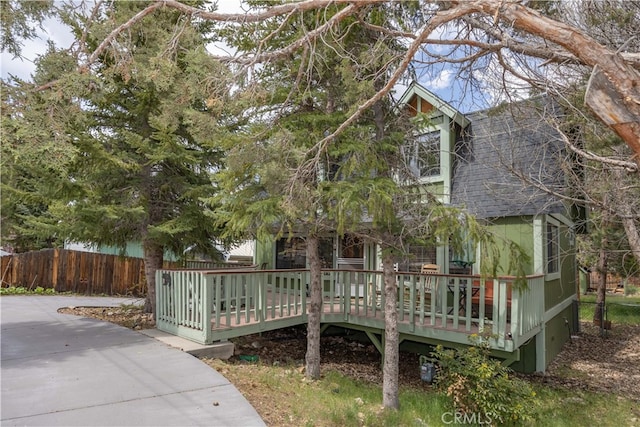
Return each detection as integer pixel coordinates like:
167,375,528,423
52,248,59,291
510,282,520,348
203,273,213,344
155,270,162,327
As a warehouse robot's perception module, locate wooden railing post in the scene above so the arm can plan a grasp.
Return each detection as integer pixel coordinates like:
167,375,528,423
493,279,508,349
153,268,549,353
203,273,213,344
510,280,520,348
155,269,162,327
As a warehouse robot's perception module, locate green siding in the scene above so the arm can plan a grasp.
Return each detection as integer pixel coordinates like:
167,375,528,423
255,239,274,269
510,337,537,373
545,304,574,368
486,217,535,275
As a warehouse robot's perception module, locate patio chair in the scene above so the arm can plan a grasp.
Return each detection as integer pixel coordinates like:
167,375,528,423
368,281,381,308
416,264,439,310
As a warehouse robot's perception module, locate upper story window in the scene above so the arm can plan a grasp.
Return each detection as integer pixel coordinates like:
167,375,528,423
546,221,560,275
404,131,440,178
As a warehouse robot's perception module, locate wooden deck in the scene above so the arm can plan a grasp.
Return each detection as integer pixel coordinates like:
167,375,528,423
155,269,544,354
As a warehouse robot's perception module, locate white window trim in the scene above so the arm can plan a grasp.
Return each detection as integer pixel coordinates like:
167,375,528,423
405,127,442,180
545,216,561,281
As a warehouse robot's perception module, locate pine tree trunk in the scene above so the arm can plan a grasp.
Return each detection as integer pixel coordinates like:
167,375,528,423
594,245,607,325
620,213,640,268
593,215,609,325
143,238,163,314
306,234,322,380
381,250,399,410
612,169,640,270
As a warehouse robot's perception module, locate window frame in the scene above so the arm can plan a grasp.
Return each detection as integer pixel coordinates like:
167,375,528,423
545,218,561,280
275,237,334,269
404,130,441,179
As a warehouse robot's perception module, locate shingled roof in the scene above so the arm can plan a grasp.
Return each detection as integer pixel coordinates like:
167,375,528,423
450,97,568,219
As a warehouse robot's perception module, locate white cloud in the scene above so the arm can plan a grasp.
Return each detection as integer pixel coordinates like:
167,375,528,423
1,17,74,80
427,69,453,90
1,1,249,80
1,33,48,79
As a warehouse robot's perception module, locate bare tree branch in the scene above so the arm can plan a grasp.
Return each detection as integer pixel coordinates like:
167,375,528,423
87,1,165,66
291,2,480,191
559,131,638,173
457,0,640,162
159,0,384,23
216,3,362,66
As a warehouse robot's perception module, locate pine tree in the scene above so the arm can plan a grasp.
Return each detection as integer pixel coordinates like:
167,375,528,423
2,2,235,312
213,2,509,409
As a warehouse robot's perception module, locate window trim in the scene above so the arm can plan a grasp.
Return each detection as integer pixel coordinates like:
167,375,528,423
545,217,561,280
404,130,441,179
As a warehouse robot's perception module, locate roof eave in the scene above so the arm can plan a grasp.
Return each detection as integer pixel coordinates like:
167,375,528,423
397,82,470,129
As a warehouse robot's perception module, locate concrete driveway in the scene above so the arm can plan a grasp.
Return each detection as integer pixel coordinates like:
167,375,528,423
1,295,265,426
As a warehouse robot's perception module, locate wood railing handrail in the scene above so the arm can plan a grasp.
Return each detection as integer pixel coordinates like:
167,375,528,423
155,268,546,349
157,267,544,281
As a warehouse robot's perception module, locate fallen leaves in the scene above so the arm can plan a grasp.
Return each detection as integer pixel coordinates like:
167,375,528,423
542,322,640,400
58,305,155,330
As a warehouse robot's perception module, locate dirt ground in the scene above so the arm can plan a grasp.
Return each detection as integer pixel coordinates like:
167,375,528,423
541,322,640,400
58,305,156,330
59,305,640,411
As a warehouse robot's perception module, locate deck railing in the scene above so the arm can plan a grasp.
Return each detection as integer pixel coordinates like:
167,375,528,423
155,268,545,350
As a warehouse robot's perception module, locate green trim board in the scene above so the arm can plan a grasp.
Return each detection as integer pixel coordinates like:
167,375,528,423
255,238,274,269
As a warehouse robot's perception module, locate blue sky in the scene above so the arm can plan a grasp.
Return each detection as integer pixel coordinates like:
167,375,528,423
1,1,496,115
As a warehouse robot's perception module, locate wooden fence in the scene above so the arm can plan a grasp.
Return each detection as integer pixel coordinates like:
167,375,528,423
588,271,640,292
0,249,252,296
1,249,146,296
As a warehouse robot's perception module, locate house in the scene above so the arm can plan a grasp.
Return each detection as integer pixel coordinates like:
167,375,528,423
64,241,181,261
156,83,581,373
64,240,248,266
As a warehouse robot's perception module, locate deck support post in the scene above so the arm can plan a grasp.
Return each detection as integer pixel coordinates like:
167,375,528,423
500,349,520,366
535,325,546,372
365,331,383,357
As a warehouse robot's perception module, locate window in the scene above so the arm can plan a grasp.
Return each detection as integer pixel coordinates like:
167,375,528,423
276,237,306,269
275,237,334,269
449,237,475,275
319,239,334,268
340,235,363,258
397,245,437,273
404,131,440,178
546,222,560,275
